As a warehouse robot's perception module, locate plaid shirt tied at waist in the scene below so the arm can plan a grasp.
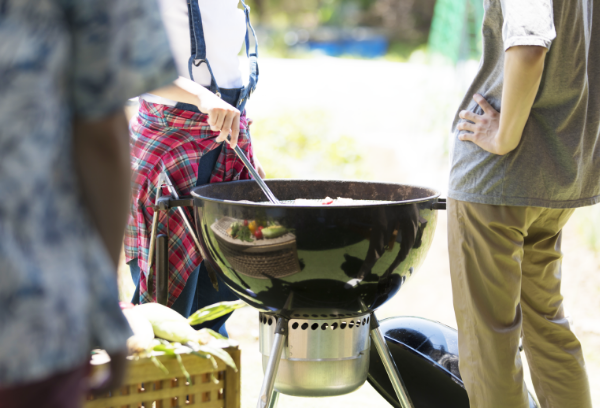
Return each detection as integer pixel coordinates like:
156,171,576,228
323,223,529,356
124,100,253,306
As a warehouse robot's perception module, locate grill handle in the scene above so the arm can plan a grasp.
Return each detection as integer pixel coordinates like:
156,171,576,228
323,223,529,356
431,197,447,210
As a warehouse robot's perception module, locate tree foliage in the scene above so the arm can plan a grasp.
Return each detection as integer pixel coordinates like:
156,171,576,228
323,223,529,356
245,0,436,42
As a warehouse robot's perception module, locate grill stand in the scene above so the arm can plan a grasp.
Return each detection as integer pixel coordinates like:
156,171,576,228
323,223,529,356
370,314,414,408
256,313,414,408
256,317,288,408
267,391,280,408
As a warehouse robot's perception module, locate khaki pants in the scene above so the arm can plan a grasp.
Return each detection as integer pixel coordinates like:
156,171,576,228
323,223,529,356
447,199,592,408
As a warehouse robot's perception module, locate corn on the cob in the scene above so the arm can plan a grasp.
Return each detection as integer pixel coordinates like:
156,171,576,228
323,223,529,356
122,307,154,353
134,302,241,372
136,303,206,344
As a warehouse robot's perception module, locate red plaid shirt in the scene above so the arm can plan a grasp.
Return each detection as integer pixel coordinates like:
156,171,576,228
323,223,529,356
124,100,253,306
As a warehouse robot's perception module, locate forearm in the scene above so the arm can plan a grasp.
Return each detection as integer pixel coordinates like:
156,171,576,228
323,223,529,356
73,112,131,269
496,46,547,154
150,83,199,108
149,77,215,112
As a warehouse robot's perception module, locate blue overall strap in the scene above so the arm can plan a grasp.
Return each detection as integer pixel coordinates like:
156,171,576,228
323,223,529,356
237,0,259,111
187,0,221,96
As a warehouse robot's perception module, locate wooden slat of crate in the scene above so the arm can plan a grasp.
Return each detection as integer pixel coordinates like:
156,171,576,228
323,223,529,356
85,347,240,408
223,353,240,408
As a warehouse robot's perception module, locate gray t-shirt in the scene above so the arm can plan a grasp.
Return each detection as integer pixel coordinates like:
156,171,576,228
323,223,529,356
449,0,600,208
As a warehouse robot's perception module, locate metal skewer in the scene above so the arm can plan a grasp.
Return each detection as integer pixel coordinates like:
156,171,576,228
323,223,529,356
227,136,280,204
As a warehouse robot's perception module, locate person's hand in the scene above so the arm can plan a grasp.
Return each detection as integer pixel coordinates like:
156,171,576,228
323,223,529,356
457,94,511,155
88,349,128,397
198,91,240,149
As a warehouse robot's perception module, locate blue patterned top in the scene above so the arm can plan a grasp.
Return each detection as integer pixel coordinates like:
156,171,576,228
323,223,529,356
0,0,177,385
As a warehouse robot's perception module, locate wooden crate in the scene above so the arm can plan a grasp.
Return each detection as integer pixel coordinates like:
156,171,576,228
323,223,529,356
85,347,240,408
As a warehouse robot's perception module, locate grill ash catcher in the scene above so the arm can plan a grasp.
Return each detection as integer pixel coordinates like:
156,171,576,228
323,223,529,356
257,311,412,408
151,177,537,408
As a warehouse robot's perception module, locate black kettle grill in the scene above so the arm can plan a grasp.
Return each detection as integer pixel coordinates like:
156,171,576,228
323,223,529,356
150,178,537,408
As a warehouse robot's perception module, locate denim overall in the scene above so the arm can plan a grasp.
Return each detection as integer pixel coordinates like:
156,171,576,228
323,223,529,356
130,0,259,336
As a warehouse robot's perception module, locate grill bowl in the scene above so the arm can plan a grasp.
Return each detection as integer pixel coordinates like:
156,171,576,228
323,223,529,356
191,179,442,317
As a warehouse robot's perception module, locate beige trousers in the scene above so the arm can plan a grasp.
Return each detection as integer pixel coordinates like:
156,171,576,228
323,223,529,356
447,199,592,408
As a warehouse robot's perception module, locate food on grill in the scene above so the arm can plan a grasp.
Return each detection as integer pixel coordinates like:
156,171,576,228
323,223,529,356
293,197,345,205
227,219,288,241
292,197,391,205
235,197,391,206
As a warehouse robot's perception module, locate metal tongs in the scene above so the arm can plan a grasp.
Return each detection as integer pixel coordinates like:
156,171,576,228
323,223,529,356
227,135,280,204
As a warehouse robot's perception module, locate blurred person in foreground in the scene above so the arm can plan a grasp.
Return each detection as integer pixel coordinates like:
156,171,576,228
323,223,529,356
448,1,597,407
0,0,177,406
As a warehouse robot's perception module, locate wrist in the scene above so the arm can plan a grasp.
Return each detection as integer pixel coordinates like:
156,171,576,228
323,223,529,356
494,128,520,155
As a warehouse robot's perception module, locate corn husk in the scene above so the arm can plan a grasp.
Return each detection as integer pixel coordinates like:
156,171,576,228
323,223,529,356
136,303,206,344
188,300,246,326
122,307,154,353
133,302,241,373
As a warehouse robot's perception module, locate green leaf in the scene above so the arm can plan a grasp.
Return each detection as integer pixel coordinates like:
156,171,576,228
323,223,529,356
188,300,246,326
197,345,237,371
191,350,219,371
175,353,192,384
150,355,170,375
152,344,177,356
199,328,228,341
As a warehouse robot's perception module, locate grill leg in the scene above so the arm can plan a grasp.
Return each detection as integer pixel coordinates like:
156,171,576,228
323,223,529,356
370,313,414,408
156,234,169,306
256,317,288,408
267,389,280,408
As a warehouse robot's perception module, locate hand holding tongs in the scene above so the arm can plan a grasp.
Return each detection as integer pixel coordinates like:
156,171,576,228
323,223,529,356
226,135,280,204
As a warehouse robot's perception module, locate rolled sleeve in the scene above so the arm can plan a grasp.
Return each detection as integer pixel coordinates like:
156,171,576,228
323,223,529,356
70,0,178,119
501,0,556,51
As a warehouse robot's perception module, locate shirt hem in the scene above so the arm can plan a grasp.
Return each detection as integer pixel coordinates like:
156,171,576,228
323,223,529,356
447,190,600,209
0,352,89,386
504,36,553,51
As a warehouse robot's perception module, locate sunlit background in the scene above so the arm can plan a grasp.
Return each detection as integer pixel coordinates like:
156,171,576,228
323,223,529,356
120,1,600,406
